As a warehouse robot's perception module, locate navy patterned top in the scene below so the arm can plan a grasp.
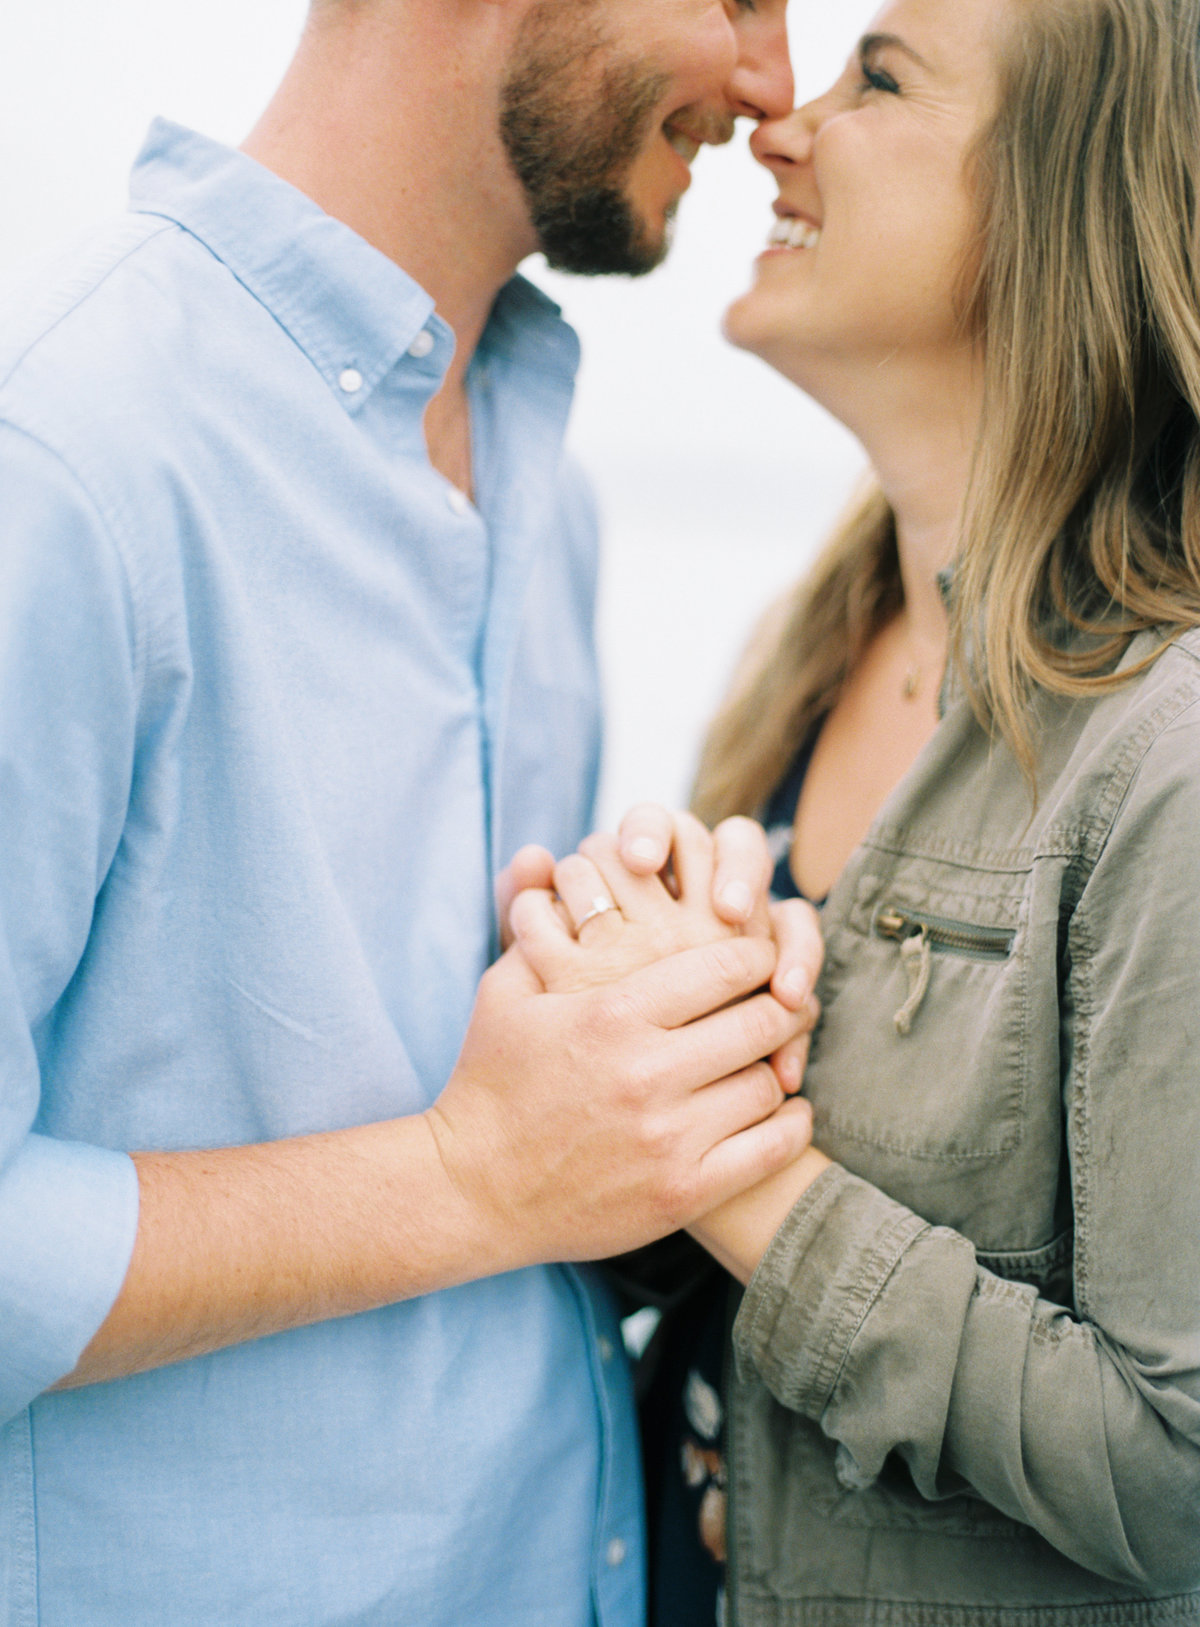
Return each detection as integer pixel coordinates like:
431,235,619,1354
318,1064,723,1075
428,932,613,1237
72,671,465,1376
646,733,823,1627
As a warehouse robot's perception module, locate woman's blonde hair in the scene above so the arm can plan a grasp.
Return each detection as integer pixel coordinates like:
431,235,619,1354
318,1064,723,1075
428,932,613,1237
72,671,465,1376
694,0,1200,823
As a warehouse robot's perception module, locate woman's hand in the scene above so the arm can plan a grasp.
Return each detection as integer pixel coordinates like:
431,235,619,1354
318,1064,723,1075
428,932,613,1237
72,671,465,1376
496,807,780,943
509,810,823,1097
512,811,743,991
497,806,821,1011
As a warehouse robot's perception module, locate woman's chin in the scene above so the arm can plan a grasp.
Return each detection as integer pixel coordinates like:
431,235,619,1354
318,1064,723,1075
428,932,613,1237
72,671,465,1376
722,286,819,375
722,299,816,391
721,287,768,354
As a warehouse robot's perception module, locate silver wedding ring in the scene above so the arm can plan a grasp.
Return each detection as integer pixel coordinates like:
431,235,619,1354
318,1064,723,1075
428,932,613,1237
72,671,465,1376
576,896,619,933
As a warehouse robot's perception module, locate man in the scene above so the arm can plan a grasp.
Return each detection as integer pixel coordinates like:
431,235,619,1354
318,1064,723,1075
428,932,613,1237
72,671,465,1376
0,2,805,1622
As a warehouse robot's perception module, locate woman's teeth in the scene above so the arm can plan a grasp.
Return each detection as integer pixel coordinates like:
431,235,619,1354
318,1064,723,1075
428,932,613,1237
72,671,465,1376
768,217,821,250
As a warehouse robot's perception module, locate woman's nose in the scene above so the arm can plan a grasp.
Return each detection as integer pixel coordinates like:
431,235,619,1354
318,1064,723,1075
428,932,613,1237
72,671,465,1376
749,102,818,169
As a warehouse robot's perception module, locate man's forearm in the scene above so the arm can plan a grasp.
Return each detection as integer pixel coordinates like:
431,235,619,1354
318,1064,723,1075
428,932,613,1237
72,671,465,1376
60,935,811,1389
60,1114,492,1387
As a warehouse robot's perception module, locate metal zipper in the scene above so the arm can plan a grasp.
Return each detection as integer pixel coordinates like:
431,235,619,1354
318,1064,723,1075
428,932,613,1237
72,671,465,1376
873,904,1015,960
875,904,1015,1034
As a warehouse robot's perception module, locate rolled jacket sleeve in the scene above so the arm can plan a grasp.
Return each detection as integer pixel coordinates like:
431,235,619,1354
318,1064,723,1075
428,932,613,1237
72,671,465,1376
734,705,1200,1594
0,420,143,1419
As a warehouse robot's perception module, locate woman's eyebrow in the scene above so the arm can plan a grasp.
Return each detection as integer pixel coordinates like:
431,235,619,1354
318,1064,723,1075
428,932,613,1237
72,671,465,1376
858,31,934,72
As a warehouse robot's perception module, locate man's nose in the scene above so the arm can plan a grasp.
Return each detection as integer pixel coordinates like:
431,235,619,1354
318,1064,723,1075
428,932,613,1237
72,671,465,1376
726,12,794,122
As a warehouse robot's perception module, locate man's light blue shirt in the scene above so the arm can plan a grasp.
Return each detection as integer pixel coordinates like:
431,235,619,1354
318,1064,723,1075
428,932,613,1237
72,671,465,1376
0,121,644,1626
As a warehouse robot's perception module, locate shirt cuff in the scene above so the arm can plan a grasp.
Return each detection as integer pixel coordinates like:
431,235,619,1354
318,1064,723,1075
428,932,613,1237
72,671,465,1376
732,1163,930,1417
0,1133,140,1421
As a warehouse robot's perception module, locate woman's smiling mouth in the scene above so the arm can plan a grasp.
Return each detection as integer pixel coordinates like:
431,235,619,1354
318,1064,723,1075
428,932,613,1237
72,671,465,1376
766,215,822,250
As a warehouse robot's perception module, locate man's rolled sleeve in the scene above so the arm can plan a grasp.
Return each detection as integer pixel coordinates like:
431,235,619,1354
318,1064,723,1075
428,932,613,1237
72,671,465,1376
0,1135,138,1419
0,418,143,1421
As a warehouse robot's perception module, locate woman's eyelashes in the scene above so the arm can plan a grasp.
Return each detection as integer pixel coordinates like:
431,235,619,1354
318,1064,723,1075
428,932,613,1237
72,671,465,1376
859,59,901,94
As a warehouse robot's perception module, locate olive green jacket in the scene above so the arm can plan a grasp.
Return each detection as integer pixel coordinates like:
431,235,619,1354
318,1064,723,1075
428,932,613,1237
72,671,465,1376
727,629,1200,1624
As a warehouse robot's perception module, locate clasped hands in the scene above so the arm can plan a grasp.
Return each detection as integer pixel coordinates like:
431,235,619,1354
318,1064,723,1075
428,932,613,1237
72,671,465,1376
502,806,821,1078
426,805,830,1288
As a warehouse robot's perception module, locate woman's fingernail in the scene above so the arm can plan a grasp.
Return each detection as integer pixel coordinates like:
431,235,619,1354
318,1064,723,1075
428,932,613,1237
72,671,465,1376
719,881,754,920
779,1055,802,1092
628,837,661,866
781,969,810,1007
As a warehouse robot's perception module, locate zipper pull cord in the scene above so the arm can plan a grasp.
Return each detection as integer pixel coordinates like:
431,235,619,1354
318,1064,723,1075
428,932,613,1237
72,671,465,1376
894,927,932,1035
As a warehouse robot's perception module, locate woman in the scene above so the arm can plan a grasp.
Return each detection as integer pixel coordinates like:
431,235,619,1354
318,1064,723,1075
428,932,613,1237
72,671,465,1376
511,0,1200,1619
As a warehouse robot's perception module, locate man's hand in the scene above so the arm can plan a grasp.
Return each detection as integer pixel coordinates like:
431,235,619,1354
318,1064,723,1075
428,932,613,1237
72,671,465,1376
495,810,830,1277
425,926,814,1267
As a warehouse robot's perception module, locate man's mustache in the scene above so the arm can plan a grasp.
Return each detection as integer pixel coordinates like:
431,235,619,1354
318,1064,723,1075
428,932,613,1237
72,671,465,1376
668,106,737,148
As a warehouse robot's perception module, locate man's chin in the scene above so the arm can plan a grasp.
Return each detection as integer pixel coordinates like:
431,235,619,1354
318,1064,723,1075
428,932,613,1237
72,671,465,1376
536,195,674,278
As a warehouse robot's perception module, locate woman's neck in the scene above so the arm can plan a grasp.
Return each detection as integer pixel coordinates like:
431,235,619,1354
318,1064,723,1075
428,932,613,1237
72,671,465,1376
841,346,983,646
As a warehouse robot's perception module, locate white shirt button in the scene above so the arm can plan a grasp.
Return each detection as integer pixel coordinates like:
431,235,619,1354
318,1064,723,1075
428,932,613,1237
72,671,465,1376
338,367,364,394
606,1538,627,1569
597,1335,614,1364
446,487,471,516
407,329,435,360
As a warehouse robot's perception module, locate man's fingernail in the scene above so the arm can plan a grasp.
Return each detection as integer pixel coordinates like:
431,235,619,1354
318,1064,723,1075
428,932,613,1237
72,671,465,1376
628,837,660,865
781,969,810,1006
719,881,754,919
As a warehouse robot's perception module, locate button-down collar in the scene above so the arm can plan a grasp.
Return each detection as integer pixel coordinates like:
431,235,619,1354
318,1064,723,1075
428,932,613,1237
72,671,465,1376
128,119,580,415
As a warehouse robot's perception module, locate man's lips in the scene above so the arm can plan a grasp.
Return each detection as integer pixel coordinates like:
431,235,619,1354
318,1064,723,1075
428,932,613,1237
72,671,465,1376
665,129,702,164
663,106,736,161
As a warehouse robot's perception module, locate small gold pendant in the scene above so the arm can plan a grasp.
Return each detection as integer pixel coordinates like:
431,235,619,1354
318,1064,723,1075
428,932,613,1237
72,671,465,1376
902,665,920,699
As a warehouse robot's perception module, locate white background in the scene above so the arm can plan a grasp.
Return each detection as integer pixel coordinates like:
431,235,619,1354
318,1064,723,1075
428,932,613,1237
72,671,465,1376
0,0,879,825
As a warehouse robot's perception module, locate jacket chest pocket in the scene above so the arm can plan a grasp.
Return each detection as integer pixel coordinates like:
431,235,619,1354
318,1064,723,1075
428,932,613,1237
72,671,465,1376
874,903,1017,1035
805,867,1035,1177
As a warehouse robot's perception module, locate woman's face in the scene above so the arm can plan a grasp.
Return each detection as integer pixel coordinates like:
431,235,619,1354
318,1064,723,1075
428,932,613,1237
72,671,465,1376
724,0,1009,404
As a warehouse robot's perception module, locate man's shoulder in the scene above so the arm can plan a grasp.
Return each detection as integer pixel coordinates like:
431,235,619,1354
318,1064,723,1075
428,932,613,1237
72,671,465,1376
0,205,284,541
0,215,183,399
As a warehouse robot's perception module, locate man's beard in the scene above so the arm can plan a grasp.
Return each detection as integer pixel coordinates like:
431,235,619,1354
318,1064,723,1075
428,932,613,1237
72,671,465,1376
499,4,673,277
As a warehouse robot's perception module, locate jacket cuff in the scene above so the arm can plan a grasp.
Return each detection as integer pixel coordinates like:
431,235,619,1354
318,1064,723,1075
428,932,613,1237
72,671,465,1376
0,1134,140,1421
733,1164,929,1417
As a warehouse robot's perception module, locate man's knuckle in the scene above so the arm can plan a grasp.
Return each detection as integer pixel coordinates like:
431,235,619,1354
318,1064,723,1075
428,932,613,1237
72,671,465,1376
615,1045,664,1111
593,984,639,1033
751,1063,784,1117
705,936,756,995
641,1111,677,1163
654,1164,697,1226
738,995,783,1054
757,1114,793,1170
630,1063,663,1112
